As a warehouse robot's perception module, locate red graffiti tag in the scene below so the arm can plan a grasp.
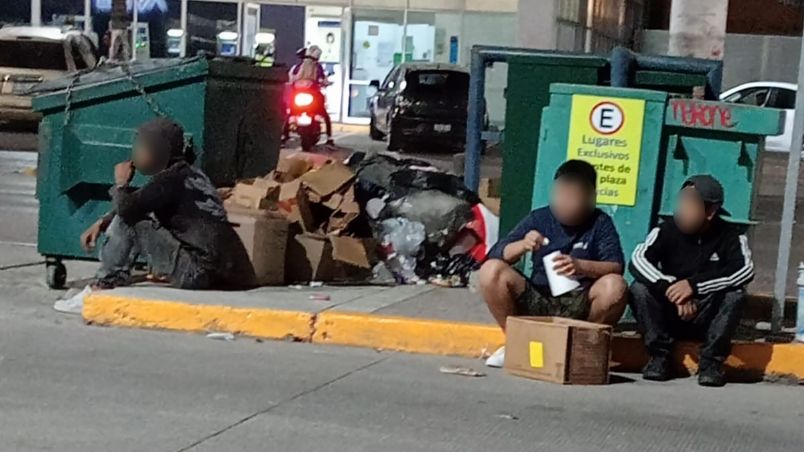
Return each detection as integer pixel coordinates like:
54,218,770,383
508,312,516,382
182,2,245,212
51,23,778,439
671,100,734,129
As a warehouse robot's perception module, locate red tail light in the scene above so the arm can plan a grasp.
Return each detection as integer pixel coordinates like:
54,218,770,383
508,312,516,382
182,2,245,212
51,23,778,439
294,92,314,107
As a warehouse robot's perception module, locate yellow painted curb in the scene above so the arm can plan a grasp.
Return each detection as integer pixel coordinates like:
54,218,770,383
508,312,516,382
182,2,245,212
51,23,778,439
82,293,804,380
313,311,505,358
84,294,314,341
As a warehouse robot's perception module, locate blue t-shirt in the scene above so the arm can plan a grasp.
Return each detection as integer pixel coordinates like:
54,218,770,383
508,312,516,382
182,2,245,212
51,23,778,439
486,207,624,287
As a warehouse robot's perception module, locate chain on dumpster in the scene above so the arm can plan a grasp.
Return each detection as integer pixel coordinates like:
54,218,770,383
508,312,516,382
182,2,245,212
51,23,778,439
63,63,170,127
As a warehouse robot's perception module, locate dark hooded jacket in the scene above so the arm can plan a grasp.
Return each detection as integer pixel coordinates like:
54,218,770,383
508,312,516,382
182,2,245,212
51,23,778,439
112,118,256,289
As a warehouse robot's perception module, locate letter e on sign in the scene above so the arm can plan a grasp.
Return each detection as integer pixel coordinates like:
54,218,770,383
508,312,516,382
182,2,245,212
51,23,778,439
590,101,624,135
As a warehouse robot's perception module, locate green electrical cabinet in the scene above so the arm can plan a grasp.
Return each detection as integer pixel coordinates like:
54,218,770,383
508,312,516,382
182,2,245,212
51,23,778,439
659,98,785,224
532,84,668,260
498,51,721,238
32,57,288,288
531,83,785,263
501,55,608,235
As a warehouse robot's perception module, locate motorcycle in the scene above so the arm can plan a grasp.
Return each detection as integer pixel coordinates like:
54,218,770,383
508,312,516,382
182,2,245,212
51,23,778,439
287,88,325,151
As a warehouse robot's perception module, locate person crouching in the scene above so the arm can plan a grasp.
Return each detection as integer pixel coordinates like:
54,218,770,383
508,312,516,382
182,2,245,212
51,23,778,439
478,160,628,367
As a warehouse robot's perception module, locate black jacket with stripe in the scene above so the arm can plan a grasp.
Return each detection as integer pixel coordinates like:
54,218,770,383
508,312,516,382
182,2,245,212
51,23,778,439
629,218,754,297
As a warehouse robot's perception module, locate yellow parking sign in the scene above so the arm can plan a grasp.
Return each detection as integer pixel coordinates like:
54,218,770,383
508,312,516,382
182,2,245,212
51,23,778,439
566,95,645,206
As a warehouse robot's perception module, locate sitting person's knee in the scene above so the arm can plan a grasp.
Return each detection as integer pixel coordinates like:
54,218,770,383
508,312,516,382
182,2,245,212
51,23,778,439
721,289,746,309
629,280,653,300
478,259,510,290
596,274,628,303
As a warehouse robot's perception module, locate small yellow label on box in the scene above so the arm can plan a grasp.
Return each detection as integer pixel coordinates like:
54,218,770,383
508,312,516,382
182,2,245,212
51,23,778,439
529,341,544,368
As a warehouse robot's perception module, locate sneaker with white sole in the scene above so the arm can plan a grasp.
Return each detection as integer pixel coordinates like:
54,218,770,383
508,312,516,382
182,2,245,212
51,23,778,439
485,346,506,368
53,285,92,315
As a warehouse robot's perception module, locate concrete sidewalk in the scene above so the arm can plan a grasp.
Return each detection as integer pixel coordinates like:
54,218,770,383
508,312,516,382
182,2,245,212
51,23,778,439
83,284,804,382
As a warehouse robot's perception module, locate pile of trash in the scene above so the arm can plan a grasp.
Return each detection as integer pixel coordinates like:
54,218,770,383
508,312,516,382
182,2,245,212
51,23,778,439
223,151,499,287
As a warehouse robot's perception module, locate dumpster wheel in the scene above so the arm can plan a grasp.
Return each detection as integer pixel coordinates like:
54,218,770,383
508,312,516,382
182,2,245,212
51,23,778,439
46,259,67,290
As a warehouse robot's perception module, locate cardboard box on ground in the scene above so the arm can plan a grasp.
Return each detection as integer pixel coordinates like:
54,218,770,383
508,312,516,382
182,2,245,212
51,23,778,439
223,152,375,284
504,317,612,385
478,177,501,216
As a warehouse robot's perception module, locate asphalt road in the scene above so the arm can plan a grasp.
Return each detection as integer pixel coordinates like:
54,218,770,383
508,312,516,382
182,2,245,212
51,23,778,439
0,150,38,245
0,144,802,451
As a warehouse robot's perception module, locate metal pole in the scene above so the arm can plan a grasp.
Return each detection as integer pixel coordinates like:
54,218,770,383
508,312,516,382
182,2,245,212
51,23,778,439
463,46,485,191
31,0,42,26
401,6,409,63
131,0,139,61
84,0,92,33
236,1,243,56
180,0,188,58
772,25,804,332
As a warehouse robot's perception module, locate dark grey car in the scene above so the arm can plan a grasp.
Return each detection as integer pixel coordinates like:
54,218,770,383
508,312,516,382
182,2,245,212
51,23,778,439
368,63,471,153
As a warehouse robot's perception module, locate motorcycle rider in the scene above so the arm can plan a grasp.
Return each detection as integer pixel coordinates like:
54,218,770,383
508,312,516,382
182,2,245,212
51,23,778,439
282,48,308,143
289,45,333,145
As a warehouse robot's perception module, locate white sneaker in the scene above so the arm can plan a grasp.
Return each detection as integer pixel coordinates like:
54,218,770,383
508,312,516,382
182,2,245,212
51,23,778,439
485,346,506,368
53,286,92,315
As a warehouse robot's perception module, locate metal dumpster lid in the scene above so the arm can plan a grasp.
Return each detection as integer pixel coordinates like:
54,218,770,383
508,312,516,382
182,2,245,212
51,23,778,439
31,57,206,95
31,56,288,113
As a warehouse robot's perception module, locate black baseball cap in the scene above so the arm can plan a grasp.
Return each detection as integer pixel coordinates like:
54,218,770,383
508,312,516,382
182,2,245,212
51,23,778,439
682,174,730,216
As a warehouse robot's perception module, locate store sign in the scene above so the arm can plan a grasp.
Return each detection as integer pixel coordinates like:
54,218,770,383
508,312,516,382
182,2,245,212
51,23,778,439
566,95,645,206
94,0,168,14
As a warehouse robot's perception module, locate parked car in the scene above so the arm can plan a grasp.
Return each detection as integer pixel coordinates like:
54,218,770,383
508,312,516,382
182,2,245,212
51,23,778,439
368,63,471,153
0,26,97,126
720,81,796,153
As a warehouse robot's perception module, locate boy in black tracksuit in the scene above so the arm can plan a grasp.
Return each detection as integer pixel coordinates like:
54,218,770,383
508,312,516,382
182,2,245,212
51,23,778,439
629,175,754,387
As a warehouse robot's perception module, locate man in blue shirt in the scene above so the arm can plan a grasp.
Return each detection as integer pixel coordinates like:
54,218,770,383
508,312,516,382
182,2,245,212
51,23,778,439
479,160,628,367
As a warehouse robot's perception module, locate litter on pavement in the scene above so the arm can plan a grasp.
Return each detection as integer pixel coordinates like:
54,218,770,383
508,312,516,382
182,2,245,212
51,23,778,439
206,332,236,341
438,365,487,378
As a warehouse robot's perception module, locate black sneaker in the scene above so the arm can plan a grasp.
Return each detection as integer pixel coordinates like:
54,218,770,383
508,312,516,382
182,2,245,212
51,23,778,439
642,356,672,381
698,361,726,387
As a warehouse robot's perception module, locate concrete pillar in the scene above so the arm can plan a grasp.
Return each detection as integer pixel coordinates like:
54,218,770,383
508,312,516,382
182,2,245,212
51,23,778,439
517,0,557,49
31,0,42,26
668,0,728,60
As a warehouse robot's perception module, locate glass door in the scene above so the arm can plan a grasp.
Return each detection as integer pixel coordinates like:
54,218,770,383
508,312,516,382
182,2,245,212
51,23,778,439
343,9,406,123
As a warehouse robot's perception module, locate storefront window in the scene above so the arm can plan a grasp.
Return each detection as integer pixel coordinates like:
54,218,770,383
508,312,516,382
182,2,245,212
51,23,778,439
347,10,405,118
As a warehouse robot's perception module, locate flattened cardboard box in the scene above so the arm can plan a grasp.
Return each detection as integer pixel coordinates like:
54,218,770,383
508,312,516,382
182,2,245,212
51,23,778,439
285,232,375,283
226,206,289,286
504,316,612,385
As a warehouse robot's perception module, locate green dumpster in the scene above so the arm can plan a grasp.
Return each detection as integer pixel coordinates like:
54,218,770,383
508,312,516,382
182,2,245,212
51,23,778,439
532,84,668,260
531,83,785,263
31,57,288,288
658,97,785,224
499,51,720,237
501,55,608,236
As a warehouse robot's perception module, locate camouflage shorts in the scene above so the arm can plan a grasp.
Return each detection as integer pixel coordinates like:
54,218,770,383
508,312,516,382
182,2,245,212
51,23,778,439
516,283,590,320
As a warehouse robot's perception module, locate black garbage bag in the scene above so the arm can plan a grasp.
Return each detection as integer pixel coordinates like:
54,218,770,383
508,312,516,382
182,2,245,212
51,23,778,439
350,152,478,204
349,152,436,201
388,169,480,205
381,190,474,250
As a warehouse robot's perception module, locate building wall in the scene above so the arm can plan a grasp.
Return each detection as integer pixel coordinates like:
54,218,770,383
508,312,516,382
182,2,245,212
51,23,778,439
462,12,517,125
641,29,802,90
647,0,803,36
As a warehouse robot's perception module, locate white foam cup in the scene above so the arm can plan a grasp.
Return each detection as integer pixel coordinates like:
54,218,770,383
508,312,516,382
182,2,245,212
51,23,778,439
543,250,581,297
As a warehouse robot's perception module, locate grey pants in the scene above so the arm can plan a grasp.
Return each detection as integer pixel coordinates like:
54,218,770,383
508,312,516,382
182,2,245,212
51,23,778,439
98,216,211,289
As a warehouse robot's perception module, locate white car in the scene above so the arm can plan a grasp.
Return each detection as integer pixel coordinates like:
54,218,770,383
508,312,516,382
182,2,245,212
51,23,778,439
0,26,97,125
720,81,796,153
